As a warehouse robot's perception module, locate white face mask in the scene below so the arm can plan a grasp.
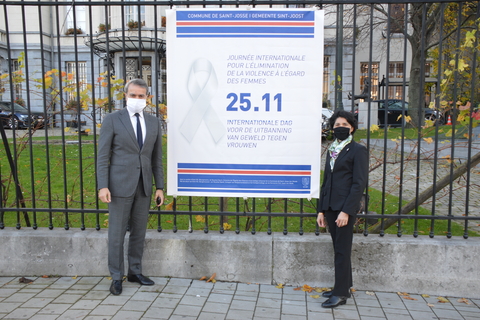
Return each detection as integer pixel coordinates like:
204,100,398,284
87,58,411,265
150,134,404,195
126,98,147,114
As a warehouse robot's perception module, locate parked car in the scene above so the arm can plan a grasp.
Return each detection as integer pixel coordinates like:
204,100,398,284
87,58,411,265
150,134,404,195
0,101,46,129
355,100,445,127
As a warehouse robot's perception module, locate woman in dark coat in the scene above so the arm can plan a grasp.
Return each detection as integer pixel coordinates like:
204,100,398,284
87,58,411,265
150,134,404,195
317,110,368,308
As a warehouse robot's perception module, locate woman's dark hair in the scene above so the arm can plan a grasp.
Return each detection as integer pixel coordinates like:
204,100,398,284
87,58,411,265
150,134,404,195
329,110,358,134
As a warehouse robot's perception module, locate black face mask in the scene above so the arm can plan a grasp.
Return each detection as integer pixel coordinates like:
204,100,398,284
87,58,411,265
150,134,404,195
333,127,351,141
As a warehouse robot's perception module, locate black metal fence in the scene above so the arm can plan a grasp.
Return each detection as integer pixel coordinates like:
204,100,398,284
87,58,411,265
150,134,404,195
0,0,479,238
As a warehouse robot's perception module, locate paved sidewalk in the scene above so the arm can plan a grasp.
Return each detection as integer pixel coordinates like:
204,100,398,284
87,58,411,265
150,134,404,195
0,277,479,320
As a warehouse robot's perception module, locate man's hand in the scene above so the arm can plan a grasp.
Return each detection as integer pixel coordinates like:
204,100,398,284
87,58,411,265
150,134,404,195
317,213,326,228
99,188,111,203
336,211,349,227
155,189,165,206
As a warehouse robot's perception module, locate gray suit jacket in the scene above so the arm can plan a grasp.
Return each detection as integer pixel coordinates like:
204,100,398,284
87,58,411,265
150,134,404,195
97,108,164,197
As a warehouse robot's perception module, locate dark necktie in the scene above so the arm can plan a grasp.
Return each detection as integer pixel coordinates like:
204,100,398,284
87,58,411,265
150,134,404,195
135,113,143,149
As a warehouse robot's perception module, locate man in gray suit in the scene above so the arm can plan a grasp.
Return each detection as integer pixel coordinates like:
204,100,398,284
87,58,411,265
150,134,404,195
97,78,165,295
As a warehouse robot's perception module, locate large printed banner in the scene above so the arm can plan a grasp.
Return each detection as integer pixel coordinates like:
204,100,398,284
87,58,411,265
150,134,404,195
166,8,324,198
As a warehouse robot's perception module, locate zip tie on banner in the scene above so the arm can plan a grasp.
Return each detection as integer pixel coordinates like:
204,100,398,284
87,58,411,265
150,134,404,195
308,197,312,201
243,196,248,201
172,6,177,11
247,5,253,10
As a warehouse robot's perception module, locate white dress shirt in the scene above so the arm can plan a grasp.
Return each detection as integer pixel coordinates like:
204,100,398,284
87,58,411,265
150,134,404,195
127,109,146,145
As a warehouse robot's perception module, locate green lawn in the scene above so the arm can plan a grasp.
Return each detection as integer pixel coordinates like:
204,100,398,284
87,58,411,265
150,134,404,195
0,133,477,236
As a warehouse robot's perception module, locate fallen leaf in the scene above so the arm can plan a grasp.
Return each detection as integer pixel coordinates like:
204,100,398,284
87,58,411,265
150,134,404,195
211,279,217,283
301,284,314,293
42,275,50,278
437,297,449,303
421,294,430,298
351,288,356,293
366,291,375,296
293,287,302,291
310,295,320,299
206,273,216,283
165,202,175,211
19,277,34,283
199,276,207,281
397,292,409,296
72,275,78,279
314,287,330,293
275,283,284,289
403,296,417,300
427,303,435,307
457,298,470,304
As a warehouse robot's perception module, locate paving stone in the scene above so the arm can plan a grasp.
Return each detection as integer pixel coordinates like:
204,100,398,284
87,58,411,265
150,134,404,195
408,310,439,320
38,303,71,315
256,297,281,309
122,300,152,312
151,295,182,309
30,314,61,320
56,309,90,320
179,294,207,306
172,304,202,317
354,297,382,308
254,307,281,318
89,304,122,316
231,294,258,302
3,292,37,303
225,309,255,320
142,306,174,319
130,291,159,302
331,308,361,320
281,303,307,316
111,310,143,320
197,312,227,320
70,299,102,310
0,302,22,313
21,297,55,308
202,301,229,313
52,294,83,304
161,285,189,295
206,293,233,304
357,306,387,318
432,307,464,319
35,289,65,299
230,299,256,310
5,307,41,319
236,283,259,293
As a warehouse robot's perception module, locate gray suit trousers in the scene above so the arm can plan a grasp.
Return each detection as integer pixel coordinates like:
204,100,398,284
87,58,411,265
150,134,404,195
108,177,150,280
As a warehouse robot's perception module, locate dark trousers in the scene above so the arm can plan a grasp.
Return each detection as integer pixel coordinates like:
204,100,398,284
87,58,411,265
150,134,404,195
107,177,150,280
325,209,355,297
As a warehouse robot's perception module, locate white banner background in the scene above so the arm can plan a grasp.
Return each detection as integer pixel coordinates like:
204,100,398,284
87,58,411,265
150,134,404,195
167,8,324,198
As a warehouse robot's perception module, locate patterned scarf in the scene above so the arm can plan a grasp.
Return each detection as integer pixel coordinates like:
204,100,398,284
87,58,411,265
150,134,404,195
328,135,352,170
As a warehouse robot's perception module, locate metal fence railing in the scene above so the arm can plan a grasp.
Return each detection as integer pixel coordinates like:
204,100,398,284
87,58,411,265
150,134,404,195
0,0,479,238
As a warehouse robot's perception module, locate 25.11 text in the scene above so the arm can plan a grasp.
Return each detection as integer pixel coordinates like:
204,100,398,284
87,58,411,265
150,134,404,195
226,93,282,112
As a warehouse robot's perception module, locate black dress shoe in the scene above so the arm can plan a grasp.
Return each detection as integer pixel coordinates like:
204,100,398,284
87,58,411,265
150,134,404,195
110,280,122,295
321,296,347,308
127,274,154,286
322,290,351,298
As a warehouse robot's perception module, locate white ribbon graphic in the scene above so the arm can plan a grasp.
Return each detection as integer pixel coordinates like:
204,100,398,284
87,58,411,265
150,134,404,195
180,58,225,143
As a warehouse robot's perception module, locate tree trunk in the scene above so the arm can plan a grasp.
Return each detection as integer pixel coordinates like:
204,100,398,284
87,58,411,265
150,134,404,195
369,150,480,233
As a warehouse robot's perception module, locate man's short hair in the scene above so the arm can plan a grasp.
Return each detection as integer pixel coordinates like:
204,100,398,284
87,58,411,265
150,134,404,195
124,79,149,94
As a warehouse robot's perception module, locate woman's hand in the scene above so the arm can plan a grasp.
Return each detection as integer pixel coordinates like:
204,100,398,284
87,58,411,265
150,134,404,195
317,213,326,228
336,211,349,227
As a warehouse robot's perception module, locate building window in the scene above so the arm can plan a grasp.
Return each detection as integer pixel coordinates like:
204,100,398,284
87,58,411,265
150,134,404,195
360,62,379,101
125,0,145,27
11,59,22,100
388,62,404,99
65,61,87,102
323,56,330,102
66,5,86,33
125,57,151,86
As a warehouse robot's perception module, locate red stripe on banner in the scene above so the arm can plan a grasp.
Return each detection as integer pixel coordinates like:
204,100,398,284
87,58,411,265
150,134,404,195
178,169,311,175
177,21,314,26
